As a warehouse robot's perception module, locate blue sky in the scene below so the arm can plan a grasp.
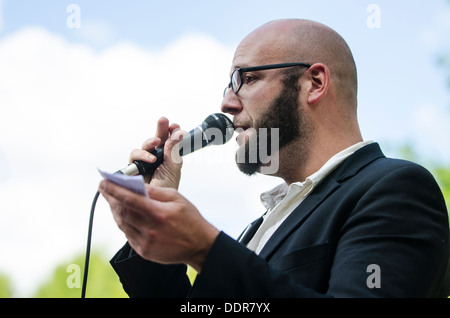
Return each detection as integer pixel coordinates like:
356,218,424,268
3,0,449,160
0,0,449,296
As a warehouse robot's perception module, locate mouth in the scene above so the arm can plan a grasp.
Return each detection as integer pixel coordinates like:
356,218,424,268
233,119,251,131
233,123,253,146
234,124,250,131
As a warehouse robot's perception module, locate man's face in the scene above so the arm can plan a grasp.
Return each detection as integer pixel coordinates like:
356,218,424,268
235,71,311,176
221,30,315,176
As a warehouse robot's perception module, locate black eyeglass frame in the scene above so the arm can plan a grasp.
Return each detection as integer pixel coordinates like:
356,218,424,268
224,62,312,96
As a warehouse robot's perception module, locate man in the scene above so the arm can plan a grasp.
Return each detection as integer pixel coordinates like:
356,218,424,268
99,19,450,297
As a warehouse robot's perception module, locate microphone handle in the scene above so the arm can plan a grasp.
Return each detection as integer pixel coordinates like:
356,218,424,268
134,147,165,175
116,126,204,176
117,147,164,176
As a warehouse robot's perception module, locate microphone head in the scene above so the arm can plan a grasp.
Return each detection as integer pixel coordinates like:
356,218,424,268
201,113,234,145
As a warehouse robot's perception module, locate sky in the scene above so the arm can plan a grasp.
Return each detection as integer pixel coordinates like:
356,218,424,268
0,0,450,297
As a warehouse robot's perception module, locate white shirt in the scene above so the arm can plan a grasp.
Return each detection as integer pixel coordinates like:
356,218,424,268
246,140,373,254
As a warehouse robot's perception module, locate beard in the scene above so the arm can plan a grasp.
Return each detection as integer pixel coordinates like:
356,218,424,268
236,74,312,176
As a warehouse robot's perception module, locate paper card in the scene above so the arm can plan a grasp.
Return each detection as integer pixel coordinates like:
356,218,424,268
98,169,149,197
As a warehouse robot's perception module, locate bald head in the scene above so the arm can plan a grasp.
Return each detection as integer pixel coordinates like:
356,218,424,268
237,19,358,112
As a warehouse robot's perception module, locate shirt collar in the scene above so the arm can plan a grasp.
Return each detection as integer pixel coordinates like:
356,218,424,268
260,140,373,211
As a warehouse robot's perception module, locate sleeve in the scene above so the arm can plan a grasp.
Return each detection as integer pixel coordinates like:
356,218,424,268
190,232,329,298
110,242,191,298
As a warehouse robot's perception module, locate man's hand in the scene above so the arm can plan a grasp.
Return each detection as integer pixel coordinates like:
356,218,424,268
129,117,186,188
99,180,220,273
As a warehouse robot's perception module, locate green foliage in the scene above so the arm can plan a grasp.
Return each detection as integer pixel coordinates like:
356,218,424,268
432,167,450,212
395,144,449,217
397,143,419,163
0,273,13,298
34,251,128,298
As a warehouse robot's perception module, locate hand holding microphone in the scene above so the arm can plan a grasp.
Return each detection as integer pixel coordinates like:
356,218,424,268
126,117,186,188
98,113,234,274
118,113,234,188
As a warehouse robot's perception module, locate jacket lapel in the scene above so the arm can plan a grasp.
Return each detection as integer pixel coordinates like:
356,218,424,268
258,178,340,259
258,142,385,260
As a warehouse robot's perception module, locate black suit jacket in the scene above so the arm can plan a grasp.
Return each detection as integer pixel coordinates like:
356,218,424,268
110,143,450,297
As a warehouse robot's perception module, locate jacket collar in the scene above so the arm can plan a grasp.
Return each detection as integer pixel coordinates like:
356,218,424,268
258,142,385,260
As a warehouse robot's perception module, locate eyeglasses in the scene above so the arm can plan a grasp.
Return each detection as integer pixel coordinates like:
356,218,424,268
223,62,311,97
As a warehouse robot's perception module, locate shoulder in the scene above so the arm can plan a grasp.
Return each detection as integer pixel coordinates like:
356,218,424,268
342,153,448,224
331,143,447,212
363,156,439,192
369,156,433,180
338,142,438,186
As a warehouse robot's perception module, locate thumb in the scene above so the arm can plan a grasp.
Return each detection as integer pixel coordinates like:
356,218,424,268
146,184,179,203
165,129,188,165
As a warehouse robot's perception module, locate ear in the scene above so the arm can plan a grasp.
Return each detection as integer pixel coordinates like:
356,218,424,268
306,63,330,105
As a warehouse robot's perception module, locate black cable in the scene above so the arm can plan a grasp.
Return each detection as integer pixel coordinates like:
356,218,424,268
81,190,100,298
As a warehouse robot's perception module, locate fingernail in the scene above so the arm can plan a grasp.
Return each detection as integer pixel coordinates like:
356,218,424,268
148,154,156,162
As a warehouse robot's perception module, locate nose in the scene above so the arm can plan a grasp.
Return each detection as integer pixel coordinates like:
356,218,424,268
221,89,243,116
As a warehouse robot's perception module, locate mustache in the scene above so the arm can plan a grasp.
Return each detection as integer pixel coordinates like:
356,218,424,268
233,120,252,130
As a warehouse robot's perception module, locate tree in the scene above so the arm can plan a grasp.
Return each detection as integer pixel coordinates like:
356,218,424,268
432,167,450,213
397,144,450,212
34,251,127,298
0,273,13,298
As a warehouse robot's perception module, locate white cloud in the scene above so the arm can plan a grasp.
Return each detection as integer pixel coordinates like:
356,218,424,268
2,21,450,297
0,26,281,296
75,20,115,47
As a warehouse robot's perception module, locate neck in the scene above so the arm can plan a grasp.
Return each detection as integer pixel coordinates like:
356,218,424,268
272,131,363,184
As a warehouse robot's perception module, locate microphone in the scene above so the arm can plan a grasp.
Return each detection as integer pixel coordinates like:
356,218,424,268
117,113,234,176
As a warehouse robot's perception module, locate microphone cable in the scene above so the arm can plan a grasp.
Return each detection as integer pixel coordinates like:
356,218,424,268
79,113,234,297
81,190,100,298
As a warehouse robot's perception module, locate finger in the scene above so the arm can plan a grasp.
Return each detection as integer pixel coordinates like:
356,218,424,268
155,117,170,145
155,118,181,146
164,129,188,164
100,179,170,223
170,129,188,145
134,121,181,164
101,179,167,232
128,137,161,164
141,136,162,151
99,180,113,202
129,148,157,164
99,179,127,208
117,216,143,241
146,184,179,203
168,123,181,134
109,206,144,247
99,180,145,235
99,179,150,213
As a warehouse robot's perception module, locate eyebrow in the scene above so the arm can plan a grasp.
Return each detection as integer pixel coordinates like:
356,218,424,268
231,62,251,70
